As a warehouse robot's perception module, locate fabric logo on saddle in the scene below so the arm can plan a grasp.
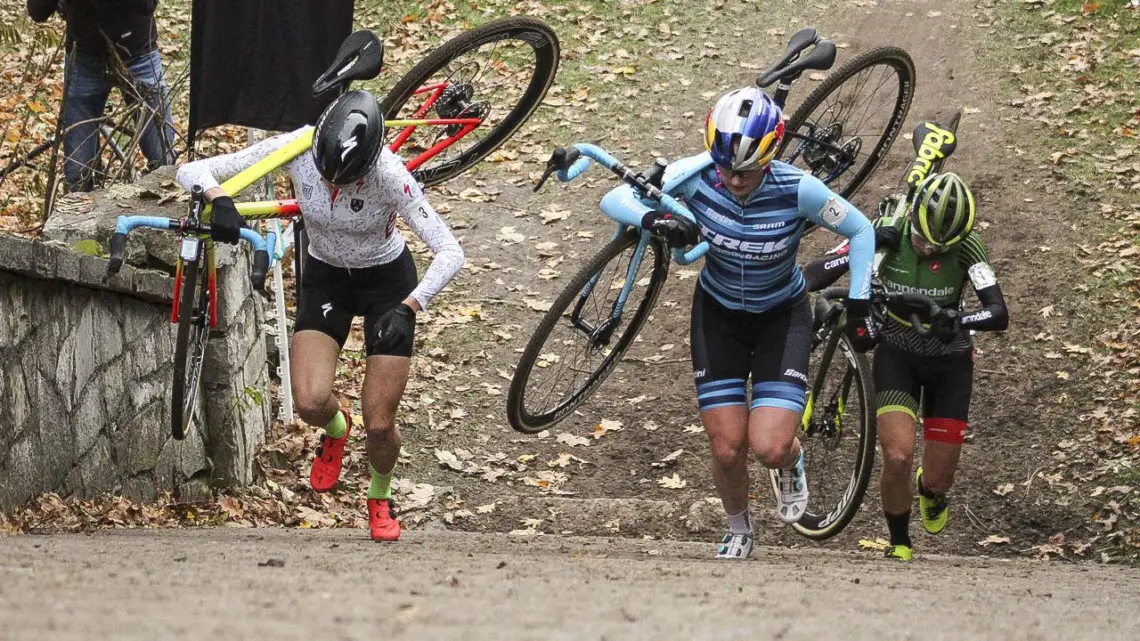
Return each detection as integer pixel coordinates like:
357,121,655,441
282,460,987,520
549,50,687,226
906,123,957,186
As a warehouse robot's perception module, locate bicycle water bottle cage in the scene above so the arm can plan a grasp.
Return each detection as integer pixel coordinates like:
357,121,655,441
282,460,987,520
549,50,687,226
312,30,385,97
756,28,837,88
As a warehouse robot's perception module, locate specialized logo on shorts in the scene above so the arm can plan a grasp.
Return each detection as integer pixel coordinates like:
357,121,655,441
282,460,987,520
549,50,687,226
350,198,364,212
321,302,333,318
783,368,808,383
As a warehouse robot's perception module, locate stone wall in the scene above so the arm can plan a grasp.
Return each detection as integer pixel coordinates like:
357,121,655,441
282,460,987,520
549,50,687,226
0,178,270,511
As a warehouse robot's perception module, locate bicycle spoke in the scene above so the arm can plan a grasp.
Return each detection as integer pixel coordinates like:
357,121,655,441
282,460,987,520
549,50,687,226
780,48,914,201
520,240,656,419
389,38,538,173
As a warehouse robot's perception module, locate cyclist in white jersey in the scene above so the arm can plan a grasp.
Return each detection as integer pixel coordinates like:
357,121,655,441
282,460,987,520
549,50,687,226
176,90,464,541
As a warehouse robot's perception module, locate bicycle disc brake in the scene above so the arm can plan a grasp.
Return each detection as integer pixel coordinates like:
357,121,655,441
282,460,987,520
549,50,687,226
803,122,860,178
435,82,489,136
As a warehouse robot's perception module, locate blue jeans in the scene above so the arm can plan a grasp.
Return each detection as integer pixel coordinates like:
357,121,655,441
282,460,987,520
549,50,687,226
61,49,176,192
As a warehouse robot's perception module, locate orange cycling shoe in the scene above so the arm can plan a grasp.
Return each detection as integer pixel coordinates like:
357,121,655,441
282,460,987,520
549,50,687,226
309,409,351,492
368,498,401,541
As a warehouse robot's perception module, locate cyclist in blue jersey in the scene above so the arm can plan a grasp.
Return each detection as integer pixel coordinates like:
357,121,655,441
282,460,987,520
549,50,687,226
643,87,878,559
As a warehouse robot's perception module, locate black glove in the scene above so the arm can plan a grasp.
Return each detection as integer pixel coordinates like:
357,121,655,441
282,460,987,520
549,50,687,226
373,303,416,353
929,308,961,344
209,195,244,245
640,210,699,248
844,298,879,353
874,225,901,252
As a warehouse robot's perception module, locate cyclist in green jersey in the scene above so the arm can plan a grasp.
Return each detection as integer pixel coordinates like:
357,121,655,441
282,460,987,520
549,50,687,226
802,172,1009,561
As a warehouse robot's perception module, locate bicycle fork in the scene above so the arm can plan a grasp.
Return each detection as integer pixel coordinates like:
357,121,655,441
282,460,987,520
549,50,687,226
568,226,649,348
801,328,856,447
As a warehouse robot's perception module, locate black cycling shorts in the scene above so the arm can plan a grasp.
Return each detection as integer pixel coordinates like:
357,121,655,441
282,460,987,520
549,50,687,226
689,284,811,413
873,341,973,442
295,249,418,357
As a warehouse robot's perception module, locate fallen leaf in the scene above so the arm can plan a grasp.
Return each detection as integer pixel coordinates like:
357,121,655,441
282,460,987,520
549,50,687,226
657,473,687,489
539,207,571,224
993,483,1016,496
497,226,525,245
594,419,624,439
547,453,574,468
978,535,1011,546
556,432,590,447
435,450,464,471
859,538,890,551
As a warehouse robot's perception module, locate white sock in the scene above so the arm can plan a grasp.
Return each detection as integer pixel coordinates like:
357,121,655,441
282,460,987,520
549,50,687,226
726,509,752,535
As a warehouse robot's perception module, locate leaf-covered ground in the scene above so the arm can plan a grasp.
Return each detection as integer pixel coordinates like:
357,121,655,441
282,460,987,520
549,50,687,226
2,0,1138,564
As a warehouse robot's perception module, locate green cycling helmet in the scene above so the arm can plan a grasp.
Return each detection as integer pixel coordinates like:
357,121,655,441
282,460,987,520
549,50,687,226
910,172,975,248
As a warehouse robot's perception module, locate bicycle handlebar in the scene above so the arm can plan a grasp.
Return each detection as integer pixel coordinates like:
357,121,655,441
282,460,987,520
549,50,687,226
539,143,710,265
105,216,275,291
821,287,943,339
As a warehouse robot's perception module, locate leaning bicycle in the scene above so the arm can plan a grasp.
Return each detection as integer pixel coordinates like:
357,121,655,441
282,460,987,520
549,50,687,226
507,57,944,540
104,18,560,440
507,27,913,433
768,109,963,539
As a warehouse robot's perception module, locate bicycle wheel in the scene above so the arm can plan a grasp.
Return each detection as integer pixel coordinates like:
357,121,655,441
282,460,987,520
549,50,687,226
379,16,560,187
769,323,875,540
170,245,211,440
779,46,916,200
507,229,668,434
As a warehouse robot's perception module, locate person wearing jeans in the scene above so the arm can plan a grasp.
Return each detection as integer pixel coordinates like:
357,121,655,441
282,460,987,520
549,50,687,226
28,0,175,192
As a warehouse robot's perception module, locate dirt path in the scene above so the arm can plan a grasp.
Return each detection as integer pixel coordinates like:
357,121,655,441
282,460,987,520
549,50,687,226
2,529,1138,641
359,0,1091,556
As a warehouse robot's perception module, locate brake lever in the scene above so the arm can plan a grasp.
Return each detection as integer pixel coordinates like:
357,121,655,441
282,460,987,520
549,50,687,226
533,146,581,192
533,166,556,193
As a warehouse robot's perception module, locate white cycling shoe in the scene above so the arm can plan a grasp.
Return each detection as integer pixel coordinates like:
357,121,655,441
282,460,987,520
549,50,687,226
715,533,755,560
776,451,809,524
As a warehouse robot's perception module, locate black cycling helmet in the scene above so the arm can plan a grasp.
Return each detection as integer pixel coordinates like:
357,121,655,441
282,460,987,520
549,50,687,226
312,90,385,185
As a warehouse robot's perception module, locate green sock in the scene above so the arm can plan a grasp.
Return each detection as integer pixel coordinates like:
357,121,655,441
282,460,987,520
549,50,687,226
368,465,394,500
324,410,347,439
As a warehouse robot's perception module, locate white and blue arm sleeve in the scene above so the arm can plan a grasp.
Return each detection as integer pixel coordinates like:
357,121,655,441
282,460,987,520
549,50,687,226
797,175,874,300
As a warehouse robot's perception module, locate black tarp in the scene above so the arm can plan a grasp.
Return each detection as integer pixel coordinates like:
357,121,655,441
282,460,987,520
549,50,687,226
188,0,354,149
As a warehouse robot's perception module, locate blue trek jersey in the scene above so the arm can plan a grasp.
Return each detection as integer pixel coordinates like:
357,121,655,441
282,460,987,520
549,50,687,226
671,156,875,313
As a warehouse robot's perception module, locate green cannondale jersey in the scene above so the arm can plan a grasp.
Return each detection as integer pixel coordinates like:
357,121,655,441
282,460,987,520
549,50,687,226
874,216,996,356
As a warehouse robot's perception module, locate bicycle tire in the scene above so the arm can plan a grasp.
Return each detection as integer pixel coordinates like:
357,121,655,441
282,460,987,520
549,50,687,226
170,250,210,440
769,328,876,540
379,17,560,187
507,229,668,434
780,46,916,200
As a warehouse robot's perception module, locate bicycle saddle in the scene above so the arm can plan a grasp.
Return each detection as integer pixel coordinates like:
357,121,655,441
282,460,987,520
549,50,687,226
756,27,837,88
312,30,385,97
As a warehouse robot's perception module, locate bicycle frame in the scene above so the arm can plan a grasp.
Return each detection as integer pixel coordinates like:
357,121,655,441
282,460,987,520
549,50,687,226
159,103,485,330
545,144,710,341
